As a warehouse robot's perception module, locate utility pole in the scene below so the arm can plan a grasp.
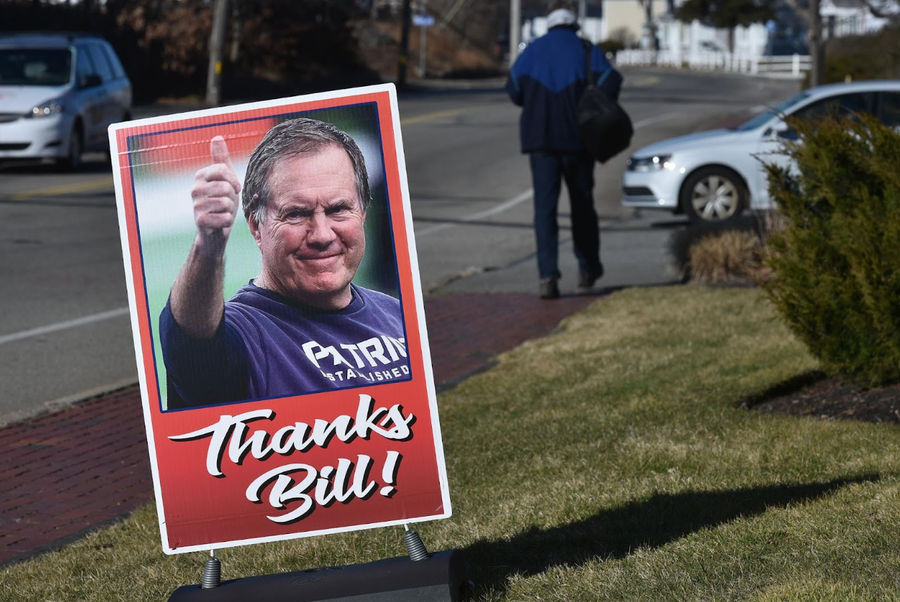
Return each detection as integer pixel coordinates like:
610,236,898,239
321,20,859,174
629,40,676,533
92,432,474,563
578,0,588,42
509,0,520,66
398,0,412,87
808,0,824,86
206,0,229,106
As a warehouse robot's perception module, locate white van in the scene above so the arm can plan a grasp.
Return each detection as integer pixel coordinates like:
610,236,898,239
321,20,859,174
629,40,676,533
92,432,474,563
0,33,132,169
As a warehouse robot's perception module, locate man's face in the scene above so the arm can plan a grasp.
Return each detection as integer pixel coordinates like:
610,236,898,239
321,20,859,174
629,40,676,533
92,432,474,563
250,143,366,310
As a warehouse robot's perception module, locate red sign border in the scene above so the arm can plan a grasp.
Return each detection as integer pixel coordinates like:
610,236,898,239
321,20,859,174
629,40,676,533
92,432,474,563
108,84,451,554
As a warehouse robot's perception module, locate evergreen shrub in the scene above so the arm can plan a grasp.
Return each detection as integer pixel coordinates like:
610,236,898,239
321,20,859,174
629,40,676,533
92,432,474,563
763,113,900,386
598,39,626,55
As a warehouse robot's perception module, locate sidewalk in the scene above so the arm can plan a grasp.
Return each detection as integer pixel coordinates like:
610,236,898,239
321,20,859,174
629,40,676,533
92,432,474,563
0,291,598,567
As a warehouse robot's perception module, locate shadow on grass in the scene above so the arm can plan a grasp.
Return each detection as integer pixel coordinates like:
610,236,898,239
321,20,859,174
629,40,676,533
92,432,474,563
738,370,828,409
460,475,879,598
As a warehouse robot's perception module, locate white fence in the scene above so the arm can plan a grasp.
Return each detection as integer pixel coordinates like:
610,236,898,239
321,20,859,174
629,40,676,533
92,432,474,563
615,49,812,79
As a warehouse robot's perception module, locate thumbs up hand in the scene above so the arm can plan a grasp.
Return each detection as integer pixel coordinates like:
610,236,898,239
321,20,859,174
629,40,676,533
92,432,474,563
191,135,242,250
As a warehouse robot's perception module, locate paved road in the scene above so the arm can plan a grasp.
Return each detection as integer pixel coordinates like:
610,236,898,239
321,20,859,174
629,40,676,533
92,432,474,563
408,70,799,295
0,69,800,425
0,69,803,567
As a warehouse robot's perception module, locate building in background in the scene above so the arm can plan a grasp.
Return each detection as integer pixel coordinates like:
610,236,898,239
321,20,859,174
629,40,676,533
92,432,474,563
821,0,892,38
519,0,895,61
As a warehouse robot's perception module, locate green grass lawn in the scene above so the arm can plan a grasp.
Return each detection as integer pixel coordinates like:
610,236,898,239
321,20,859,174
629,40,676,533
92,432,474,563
2,286,897,600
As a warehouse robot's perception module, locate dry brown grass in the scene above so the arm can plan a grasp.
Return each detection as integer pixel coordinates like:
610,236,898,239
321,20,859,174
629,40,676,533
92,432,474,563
669,211,783,285
688,229,767,284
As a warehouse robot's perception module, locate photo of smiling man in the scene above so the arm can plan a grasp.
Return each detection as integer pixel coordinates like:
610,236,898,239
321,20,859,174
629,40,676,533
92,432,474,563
159,117,409,409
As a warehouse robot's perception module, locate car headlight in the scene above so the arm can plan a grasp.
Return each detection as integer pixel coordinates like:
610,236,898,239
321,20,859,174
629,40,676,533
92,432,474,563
627,154,674,172
28,98,64,118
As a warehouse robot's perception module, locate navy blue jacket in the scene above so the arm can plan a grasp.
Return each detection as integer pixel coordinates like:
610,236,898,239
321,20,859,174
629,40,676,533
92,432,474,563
506,26,617,154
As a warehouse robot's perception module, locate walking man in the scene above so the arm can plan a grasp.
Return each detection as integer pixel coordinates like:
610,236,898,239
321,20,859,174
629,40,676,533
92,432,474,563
506,1,618,299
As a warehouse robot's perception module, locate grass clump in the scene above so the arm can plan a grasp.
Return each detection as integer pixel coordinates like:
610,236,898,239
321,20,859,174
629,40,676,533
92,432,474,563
763,112,900,386
668,213,776,284
2,286,898,600
687,229,764,283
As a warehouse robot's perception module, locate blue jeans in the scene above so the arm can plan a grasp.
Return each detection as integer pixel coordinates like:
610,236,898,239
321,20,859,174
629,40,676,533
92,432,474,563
529,151,601,280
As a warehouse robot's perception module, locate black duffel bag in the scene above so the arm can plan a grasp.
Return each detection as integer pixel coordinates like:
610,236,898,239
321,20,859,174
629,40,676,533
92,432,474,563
578,41,633,163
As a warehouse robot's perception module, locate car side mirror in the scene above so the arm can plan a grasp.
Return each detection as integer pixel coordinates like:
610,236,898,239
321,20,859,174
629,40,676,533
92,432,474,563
776,127,799,141
765,124,798,141
79,73,102,89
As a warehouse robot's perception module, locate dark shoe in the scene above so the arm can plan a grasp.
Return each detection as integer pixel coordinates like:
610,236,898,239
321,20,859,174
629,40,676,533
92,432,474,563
578,263,604,290
539,278,560,299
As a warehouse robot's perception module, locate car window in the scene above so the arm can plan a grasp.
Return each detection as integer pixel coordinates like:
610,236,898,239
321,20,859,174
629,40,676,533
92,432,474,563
878,92,900,128
791,92,876,121
0,48,71,86
735,91,811,131
85,44,114,82
74,45,96,86
102,44,126,80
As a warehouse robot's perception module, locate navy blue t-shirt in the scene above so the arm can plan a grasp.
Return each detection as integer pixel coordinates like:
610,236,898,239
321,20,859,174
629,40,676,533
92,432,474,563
160,282,409,408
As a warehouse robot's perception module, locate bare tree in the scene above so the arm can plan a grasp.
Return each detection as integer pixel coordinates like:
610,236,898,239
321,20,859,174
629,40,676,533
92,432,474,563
206,0,229,106
781,0,824,86
808,0,824,86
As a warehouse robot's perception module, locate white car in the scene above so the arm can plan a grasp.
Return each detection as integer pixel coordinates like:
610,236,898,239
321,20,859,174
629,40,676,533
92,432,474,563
621,80,900,223
0,32,131,170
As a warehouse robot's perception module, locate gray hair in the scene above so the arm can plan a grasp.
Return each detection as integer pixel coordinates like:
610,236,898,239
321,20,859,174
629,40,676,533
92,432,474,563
242,117,371,225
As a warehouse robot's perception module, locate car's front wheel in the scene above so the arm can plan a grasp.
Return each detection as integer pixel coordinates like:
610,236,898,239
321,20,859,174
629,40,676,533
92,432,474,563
680,166,746,224
58,125,82,172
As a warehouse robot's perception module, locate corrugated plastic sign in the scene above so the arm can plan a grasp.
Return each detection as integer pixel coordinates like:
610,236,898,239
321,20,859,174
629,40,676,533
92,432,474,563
108,85,451,554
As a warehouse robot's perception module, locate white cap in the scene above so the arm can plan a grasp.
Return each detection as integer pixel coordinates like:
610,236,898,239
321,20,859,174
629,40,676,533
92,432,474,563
546,8,577,29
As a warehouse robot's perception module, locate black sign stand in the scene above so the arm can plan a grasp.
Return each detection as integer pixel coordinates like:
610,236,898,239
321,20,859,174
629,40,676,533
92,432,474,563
167,529,466,602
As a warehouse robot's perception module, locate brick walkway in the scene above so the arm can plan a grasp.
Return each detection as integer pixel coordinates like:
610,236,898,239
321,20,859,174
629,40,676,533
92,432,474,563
0,292,596,566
